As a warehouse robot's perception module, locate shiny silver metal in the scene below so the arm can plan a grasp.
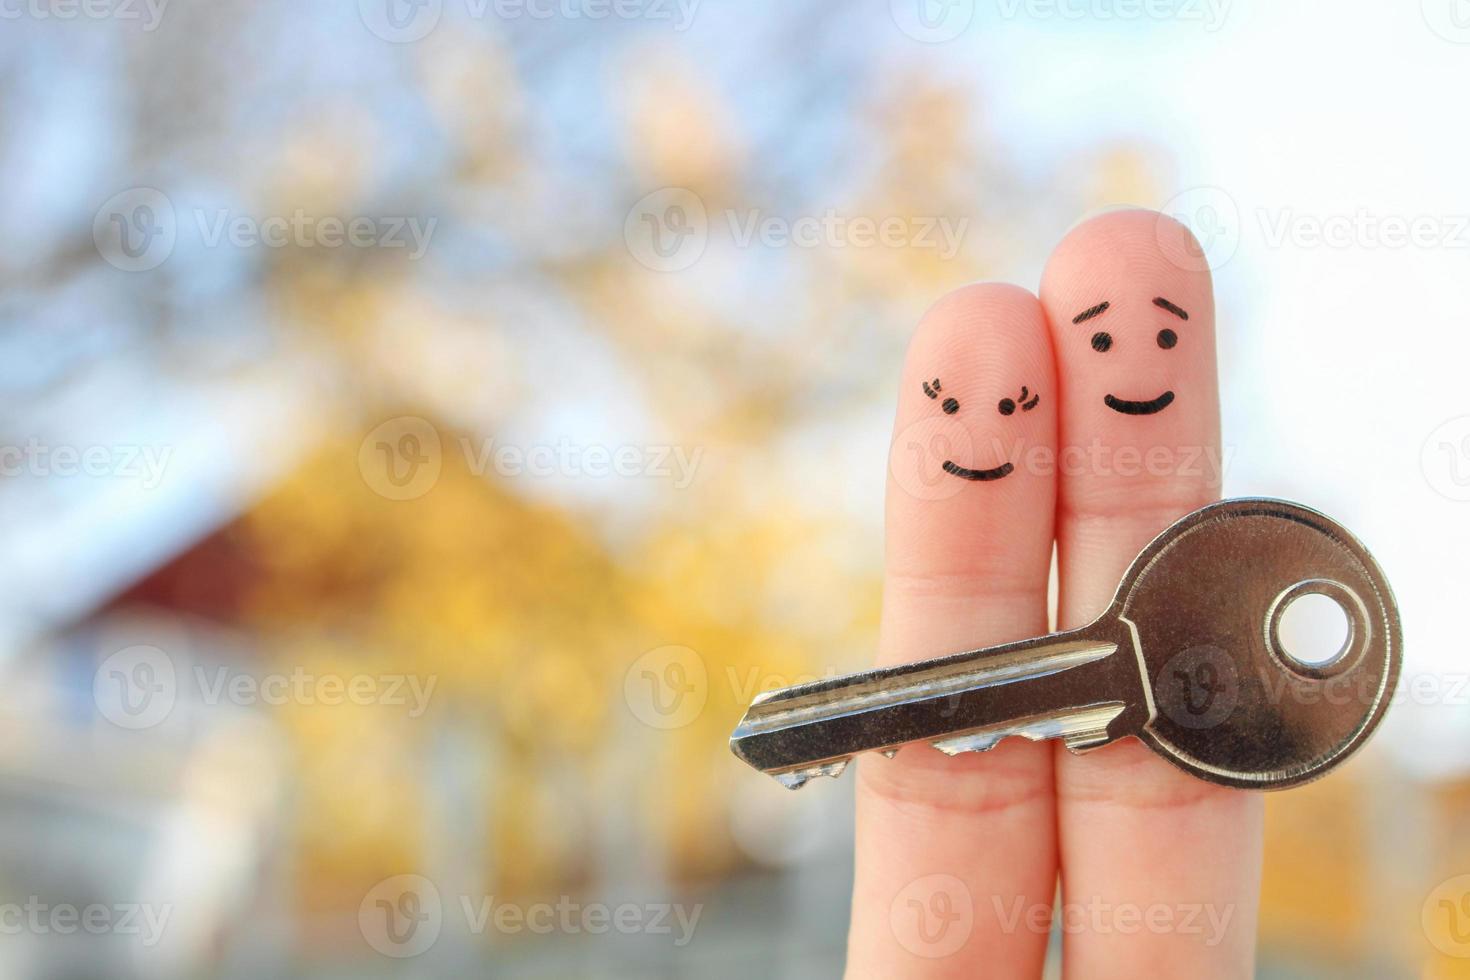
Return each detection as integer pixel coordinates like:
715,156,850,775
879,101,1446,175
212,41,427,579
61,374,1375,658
730,498,1401,791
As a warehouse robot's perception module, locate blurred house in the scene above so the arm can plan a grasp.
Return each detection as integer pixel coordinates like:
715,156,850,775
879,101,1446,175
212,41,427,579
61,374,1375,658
0,378,805,973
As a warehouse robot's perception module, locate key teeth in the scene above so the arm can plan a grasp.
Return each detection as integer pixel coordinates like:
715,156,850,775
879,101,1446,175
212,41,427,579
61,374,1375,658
927,703,1131,758
773,758,849,790
931,732,1005,756
773,771,811,790
1061,704,1132,753
1061,728,1113,754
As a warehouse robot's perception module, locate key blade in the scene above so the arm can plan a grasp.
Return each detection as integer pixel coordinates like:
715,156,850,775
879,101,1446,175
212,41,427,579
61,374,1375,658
730,627,1144,789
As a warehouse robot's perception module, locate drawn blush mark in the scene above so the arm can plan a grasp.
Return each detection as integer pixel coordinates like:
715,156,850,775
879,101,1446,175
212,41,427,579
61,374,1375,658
1103,391,1176,416
942,460,1015,482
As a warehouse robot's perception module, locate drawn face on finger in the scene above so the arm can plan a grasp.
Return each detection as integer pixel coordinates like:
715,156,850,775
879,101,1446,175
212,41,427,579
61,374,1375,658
888,283,1056,506
1040,210,1217,434
919,375,1040,482
1070,295,1190,415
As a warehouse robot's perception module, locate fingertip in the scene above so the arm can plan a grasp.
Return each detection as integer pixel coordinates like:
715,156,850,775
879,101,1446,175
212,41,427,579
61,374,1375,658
917,280,1043,331
1061,203,1152,234
903,281,1052,405
1042,209,1215,302
1040,207,1222,612
884,281,1057,656
1038,210,1218,446
893,282,1055,499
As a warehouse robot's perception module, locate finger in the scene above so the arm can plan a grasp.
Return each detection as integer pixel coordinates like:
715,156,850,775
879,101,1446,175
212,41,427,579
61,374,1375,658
1039,209,1262,978
848,282,1058,978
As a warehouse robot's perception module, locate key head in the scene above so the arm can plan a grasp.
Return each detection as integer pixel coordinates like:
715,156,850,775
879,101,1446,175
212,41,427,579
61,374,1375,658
1109,498,1401,790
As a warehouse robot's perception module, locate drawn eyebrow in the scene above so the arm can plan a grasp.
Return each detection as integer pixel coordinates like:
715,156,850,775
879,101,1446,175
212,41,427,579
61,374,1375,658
1071,301,1110,325
1153,297,1189,321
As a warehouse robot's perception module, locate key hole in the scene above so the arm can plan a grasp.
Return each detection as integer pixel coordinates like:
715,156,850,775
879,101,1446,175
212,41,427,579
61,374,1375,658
1267,579,1370,680
1277,592,1351,668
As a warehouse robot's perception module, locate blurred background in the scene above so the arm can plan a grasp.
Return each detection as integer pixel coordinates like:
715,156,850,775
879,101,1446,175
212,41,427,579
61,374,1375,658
1,0,1469,976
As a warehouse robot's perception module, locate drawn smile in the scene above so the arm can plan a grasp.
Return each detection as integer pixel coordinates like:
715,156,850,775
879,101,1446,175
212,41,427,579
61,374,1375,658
942,460,1015,482
1104,391,1175,416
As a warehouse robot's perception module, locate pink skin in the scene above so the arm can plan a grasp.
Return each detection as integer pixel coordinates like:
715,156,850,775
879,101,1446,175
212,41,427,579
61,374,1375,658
1042,216,1220,524
1040,209,1258,980
852,282,1058,978
848,213,1258,980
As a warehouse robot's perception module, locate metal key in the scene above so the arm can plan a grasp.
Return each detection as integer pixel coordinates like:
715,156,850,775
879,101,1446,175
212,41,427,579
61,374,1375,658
730,498,1401,791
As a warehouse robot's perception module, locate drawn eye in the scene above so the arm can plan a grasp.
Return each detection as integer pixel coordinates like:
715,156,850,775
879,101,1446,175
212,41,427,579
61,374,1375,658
1157,328,1178,350
1091,332,1112,353
998,398,1015,416
942,398,959,415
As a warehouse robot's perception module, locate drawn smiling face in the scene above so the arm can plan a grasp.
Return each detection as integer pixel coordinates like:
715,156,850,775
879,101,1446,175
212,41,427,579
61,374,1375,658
1071,295,1190,416
922,376,1040,481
